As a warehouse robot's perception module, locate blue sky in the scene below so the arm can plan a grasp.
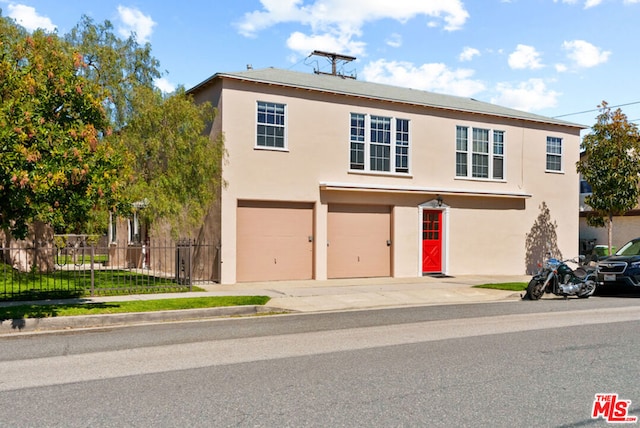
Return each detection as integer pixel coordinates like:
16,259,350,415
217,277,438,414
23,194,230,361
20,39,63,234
2,0,640,127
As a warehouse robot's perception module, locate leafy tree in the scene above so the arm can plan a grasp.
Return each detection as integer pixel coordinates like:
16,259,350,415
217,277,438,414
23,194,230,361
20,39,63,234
576,101,640,255
65,16,161,129
120,87,225,237
1,13,224,242
0,14,127,240
67,16,225,238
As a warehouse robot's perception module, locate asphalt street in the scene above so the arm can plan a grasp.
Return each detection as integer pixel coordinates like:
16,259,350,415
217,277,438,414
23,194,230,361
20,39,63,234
1,298,640,427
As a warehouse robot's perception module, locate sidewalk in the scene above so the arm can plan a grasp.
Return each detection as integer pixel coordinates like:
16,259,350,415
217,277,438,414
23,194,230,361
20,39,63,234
207,275,528,311
0,275,528,333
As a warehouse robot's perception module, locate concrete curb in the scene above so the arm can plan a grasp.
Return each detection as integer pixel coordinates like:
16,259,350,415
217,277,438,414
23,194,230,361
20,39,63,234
0,305,285,334
0,275,531,334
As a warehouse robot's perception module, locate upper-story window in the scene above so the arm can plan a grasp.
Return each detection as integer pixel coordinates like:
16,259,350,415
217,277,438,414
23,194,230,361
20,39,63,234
395,118,410,173
546,136,562,172
350,113,410,174
456,126,505,180
257,101,286,149
493,130,505,179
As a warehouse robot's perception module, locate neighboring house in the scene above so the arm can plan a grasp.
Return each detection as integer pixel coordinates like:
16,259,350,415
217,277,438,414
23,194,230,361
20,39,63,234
579,175,640,253
107,209,148,269
188,67,584,284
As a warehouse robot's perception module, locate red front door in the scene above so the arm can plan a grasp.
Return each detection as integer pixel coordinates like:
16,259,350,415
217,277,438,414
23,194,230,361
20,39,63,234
422,210,442,273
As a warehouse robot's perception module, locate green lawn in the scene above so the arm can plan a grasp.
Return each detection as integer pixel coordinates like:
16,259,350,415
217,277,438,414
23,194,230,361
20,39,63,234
473,282,528,291
0,296,271,320
1,265,201,301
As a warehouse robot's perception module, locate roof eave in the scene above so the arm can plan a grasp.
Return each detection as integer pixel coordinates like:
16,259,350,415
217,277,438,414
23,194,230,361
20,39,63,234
190,71,586,130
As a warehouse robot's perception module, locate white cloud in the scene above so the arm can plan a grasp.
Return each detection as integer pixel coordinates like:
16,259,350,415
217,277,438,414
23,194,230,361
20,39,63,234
237,0,469,57
117,6,156,43
287,31,366,57
562,40,610,68
554,0,634,7
492,79,560,112
6,4,56,32
361,59,486,97
154,77,176,94
508,44,544,70
238,0,469,35
386,33,402,48
236,0,305,36
459,47,480,62
555,63,568,73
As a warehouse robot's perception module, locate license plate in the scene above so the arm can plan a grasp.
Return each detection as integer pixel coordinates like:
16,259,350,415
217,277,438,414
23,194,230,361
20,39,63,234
604,274,616,282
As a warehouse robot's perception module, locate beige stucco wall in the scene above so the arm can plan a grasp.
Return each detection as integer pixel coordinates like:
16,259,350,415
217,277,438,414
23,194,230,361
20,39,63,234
203,77,581,283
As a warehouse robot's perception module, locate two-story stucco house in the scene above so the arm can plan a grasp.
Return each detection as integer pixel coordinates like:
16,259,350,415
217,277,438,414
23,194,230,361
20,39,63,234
188,67,583,284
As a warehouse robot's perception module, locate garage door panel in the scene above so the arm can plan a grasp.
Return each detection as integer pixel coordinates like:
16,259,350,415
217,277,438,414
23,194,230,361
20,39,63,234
328,205,391,279
237,203,313,282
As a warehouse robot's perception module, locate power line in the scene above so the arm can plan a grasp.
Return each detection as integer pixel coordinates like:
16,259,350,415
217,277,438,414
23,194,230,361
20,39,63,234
553,101,640,118
287,53,313,70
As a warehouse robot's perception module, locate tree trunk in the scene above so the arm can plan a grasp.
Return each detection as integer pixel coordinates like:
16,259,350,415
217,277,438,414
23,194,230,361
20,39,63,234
1,227,11,265
608,212,614,256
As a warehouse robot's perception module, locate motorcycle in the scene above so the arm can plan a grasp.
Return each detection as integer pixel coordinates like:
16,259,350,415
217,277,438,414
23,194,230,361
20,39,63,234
523,255,597,300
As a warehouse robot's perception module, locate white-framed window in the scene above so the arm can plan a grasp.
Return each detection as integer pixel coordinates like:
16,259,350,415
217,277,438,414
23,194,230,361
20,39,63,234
350,113,410,174
396,118,410,173
109,212,117,244
256,101,286,149
472,128,490,178
546,136,562,172
456,126,505,180
350,113,366,170
128,212,140,244
493,130,505,179
456,126,468,176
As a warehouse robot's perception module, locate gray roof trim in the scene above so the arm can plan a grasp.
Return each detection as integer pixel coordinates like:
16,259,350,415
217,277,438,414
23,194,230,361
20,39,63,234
190,68,585,129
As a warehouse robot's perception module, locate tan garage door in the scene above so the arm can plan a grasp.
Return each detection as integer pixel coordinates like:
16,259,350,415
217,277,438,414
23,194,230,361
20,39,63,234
328,204,391,279
237,201,313,282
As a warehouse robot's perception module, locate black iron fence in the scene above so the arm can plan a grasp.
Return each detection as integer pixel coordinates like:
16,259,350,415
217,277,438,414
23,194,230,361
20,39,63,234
0,237,219,301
